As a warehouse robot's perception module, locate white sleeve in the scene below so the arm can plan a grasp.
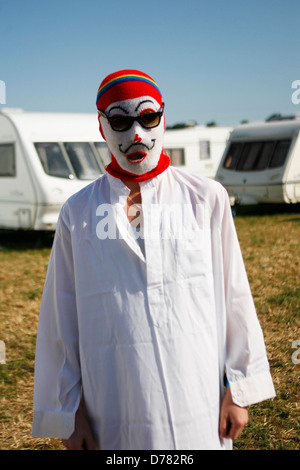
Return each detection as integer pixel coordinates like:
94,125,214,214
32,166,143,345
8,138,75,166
220,189,276,407
32,203,81,439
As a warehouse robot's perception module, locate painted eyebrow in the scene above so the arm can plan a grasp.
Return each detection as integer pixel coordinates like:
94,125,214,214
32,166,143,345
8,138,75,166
107,105,129,116
135,100,154,111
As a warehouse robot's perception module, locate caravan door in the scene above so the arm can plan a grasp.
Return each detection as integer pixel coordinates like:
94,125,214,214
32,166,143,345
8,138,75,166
0,139,36,230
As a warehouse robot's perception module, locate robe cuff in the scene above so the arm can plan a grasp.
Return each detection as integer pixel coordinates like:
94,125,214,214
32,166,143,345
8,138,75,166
228,370,276,407
32,410,75,439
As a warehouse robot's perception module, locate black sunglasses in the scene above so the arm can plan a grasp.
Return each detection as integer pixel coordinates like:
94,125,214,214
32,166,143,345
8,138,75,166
98,103,165,132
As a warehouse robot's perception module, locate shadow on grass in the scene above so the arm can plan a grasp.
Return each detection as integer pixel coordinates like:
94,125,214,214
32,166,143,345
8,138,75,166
0,230,54,251
233,202,300,217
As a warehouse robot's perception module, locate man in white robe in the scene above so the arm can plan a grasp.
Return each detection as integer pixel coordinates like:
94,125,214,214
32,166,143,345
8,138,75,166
32,69,275,450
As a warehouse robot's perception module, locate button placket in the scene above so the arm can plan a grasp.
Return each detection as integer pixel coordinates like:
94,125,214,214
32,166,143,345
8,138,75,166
141,181,167,328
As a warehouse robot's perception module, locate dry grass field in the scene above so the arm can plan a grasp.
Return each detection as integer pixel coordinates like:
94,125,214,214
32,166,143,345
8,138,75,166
0,204,299,451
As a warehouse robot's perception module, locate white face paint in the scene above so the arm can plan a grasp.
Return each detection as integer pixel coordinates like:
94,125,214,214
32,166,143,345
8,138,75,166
100,96,165,175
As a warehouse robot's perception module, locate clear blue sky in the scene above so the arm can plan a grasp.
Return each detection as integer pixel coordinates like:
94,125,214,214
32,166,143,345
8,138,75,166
1,0,300,126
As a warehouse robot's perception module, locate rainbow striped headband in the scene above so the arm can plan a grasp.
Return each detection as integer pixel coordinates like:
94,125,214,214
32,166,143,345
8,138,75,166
96,69,163,110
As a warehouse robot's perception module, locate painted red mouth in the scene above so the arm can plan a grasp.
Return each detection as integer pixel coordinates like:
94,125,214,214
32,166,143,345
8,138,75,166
126,152,147,164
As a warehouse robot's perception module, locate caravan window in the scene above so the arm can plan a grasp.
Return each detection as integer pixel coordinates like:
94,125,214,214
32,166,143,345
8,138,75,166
254,142,274,170
94,142,111,167
236,142,274,171
200,141,211,160
0,144,15,177
64,143,101,180
165,148,185,166
35,143,73,179
223,139,291,171
269,140,290,168
223,143,242,169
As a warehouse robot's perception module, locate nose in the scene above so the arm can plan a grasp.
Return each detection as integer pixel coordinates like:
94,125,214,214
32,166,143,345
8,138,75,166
126,119,148,145
134,133,142,143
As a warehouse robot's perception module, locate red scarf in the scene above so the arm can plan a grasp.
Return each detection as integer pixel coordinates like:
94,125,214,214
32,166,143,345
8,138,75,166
105,150,170,182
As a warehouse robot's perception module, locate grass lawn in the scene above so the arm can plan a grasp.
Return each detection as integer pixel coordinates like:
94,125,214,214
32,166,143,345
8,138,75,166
0,205,299,450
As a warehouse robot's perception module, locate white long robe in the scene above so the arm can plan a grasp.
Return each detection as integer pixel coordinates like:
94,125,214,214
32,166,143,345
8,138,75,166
32,166,275,450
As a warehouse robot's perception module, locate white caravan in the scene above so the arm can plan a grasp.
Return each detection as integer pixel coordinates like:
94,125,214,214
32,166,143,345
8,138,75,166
164,125,232,179
215,115,300,205
0,108,110,231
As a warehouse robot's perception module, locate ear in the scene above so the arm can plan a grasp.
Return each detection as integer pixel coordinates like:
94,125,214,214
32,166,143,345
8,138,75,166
98,113,106,141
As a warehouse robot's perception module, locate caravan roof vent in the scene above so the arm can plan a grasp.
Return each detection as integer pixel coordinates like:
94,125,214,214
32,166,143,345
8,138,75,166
265,113,300,122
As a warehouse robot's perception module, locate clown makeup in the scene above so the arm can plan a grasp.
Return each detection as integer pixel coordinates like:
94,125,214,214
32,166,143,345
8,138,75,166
100,96,165,176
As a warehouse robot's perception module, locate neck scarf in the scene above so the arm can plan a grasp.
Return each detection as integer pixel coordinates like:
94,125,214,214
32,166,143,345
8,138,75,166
105,151,170,182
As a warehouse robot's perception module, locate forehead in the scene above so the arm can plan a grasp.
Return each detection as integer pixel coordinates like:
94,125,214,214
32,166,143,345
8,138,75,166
106,96,161,114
